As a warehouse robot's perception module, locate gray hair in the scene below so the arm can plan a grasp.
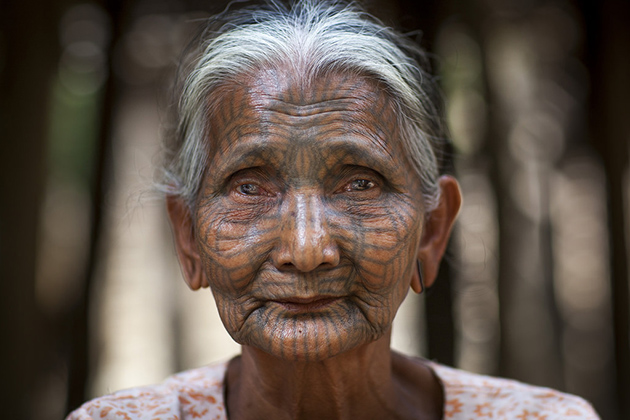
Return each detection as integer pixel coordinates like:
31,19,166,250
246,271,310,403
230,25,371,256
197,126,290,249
161,0,448,211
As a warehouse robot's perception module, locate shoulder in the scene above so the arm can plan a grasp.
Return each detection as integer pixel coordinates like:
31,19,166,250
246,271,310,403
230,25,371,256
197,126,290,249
428,362,600,420
66,361,228,420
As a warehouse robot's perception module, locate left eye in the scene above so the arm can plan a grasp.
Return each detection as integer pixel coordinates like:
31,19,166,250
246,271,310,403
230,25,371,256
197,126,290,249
348,179,374,191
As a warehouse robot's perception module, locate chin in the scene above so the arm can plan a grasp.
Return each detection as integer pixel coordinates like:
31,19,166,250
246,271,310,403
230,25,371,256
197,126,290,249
234,311,384,362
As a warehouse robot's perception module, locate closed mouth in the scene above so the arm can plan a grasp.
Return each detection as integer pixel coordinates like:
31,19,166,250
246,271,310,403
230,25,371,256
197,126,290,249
272,296,341,312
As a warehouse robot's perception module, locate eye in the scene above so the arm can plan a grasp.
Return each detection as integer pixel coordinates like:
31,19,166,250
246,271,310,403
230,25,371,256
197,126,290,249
348,179,375,191
237,183,262,195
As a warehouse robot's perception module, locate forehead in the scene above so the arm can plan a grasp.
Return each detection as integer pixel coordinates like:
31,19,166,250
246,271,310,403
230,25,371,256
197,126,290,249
206,66,406,164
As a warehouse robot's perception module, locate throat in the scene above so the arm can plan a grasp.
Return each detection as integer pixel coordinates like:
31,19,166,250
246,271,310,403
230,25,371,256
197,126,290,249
224,335,443,420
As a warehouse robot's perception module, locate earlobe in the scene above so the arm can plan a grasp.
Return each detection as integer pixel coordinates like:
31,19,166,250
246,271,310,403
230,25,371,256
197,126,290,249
410,260,425,294
166,196,209,290
416,175,462,289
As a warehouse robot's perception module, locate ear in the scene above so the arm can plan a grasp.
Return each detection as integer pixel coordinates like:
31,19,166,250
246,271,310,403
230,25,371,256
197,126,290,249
166,196,209,290
415,175,462,290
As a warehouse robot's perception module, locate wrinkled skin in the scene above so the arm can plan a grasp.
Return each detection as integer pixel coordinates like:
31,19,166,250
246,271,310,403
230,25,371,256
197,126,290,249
199,68,423,361
167,66,461,419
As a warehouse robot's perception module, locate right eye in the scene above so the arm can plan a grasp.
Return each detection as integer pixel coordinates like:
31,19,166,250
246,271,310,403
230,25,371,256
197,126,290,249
237,183,262,196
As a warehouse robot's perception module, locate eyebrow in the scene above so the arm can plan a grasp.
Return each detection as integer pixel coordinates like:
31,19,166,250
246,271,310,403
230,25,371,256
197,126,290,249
211,137,285,178
317,137,397,173
212,134,402,184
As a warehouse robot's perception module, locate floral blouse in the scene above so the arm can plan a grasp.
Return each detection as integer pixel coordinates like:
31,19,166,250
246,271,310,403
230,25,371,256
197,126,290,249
67,359,599,420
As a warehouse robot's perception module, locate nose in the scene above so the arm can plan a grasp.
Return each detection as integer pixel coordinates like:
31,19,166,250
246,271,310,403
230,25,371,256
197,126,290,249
273,192,340,272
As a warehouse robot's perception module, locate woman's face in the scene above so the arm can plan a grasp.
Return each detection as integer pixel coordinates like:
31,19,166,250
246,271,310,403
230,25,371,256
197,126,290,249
191,68,426,361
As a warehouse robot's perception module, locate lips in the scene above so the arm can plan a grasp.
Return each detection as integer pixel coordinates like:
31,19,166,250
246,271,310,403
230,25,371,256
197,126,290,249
272,296,342,313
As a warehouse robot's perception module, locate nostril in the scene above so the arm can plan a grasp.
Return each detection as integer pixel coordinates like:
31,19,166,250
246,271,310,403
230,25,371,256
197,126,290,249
281,262,294,270
272,242,340,272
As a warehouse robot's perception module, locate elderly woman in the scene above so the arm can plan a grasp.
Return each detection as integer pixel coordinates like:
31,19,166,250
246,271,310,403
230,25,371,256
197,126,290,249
68,1,599,419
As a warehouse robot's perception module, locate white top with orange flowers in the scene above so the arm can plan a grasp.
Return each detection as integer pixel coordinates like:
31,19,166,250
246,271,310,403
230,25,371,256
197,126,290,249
67,359,599,420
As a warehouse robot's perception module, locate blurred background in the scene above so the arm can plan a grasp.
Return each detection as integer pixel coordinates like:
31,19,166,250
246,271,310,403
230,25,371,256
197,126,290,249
1,0,628,419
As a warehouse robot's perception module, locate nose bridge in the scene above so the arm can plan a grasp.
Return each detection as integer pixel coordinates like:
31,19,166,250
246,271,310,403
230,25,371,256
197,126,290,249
280,190,338,271
294,193,319,250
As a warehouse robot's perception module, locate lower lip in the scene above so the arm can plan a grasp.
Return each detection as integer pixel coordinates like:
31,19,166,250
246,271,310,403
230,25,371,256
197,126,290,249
274,297,341,313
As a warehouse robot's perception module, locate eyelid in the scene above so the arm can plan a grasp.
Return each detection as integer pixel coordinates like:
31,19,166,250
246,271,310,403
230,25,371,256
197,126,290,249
334,166,384,188
339,164,379,176
226,167,268,186
227,167,280,197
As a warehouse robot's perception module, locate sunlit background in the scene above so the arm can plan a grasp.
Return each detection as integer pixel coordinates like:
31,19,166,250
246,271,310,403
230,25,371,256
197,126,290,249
1,1,628,419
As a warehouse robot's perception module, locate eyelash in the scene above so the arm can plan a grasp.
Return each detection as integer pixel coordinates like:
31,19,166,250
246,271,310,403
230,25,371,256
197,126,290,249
237,183,262,195
234,181,274,198
227,168,382,198
346,179,375,192
227,168,274,198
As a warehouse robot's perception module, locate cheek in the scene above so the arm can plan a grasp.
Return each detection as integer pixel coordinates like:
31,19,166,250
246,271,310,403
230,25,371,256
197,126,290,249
332,194,423,292
194,201,281,293
324,194,423,335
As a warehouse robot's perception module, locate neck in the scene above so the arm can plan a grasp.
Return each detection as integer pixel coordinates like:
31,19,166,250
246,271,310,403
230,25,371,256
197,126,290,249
225,331,442,420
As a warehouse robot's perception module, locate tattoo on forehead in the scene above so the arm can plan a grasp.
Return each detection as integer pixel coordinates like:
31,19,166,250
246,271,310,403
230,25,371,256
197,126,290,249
207,72,405,188
271,70,370,104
